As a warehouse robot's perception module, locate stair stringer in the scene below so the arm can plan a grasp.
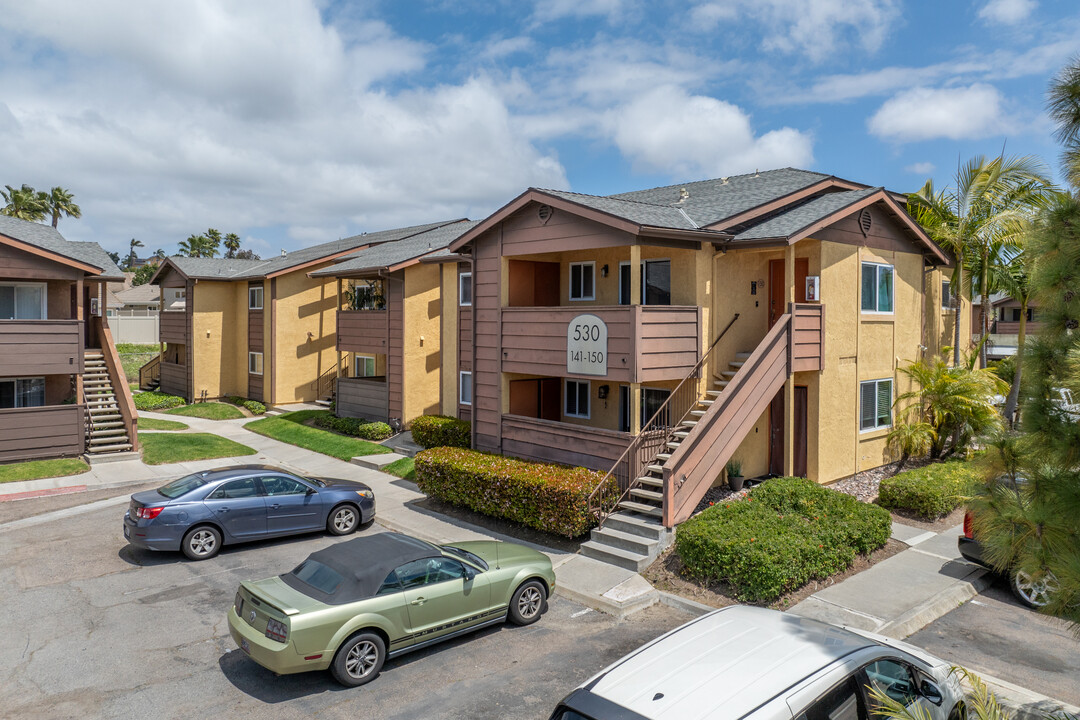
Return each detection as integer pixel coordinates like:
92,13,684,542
661,315,792,527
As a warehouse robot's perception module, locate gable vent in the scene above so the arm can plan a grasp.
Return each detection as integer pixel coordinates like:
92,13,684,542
537,204,553,224
859,208,873,237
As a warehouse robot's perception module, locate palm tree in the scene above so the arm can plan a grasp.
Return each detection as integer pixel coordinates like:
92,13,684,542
179,234,212,258
1047,56,1080,188
224,233,241,259
45,186,81,228
990,252,1033,426
910,156,1057,367
127,238,144,268
204,228,222,258
1,184,47,221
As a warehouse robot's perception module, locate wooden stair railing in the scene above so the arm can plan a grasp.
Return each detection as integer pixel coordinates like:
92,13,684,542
138,355,161,389
586,313,740,525
92,316,139,452
311,359,346,401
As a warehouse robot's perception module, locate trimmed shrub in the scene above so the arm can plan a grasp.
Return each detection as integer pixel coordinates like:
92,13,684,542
411,414,470,449
878,461,982,519
675,477,891,603
313,414,392,441
242,400,266,415
415,447,614,538
134,392,186,411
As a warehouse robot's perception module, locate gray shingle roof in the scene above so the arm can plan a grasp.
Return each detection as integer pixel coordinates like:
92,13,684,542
312,220,480,277
536,189,702,230
0,215,125,279
166,256,266,279
732,187,882,241
113,283,161,305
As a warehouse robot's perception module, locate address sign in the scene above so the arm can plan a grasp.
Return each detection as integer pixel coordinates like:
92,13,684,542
566,314,608,376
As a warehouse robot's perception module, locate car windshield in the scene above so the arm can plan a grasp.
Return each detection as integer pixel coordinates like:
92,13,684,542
157,473,211,499
441,545,488,571
290,560,344,595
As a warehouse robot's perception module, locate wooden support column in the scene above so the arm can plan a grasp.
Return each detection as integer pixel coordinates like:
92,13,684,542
75,277,84,404
629,383,642,435
337,278,344,375
629,244,642,305
784,243,796,476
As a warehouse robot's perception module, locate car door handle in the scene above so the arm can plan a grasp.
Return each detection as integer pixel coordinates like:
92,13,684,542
217,507,229,513
271,504,280,509
410,597,426,606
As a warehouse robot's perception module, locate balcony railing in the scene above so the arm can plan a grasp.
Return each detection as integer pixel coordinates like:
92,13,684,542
336,310,388,355
0,319,83,375
0,404,85,462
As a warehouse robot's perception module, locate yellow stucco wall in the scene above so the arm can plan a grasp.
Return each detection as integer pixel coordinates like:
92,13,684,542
439,262,459,416
191,281,247,401
271,267,340,405
402,263,443,423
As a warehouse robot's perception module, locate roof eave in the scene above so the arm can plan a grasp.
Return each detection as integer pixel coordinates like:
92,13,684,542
705,177,864,231
0,233,104,275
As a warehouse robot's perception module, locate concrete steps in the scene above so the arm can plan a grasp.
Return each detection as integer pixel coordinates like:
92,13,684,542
580,512,674,572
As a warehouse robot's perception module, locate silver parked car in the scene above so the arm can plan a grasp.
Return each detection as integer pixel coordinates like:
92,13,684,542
550,606,964,720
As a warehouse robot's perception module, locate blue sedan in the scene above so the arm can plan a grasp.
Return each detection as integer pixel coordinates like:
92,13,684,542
123,465,376,560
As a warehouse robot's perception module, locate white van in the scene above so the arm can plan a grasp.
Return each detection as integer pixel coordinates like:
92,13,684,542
550,606,963,720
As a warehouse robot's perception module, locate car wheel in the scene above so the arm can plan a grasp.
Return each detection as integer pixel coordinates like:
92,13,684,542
508,580,546,626
327,504,360,536
331,632,385,687
1011,568,1059,608
181,525,221,560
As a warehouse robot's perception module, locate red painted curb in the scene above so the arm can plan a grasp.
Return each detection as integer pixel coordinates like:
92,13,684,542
0,485,89,503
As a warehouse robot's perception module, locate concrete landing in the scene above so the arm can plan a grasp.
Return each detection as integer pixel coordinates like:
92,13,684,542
351,453,407,470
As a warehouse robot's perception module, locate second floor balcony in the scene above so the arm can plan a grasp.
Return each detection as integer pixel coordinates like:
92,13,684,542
0,319,83,375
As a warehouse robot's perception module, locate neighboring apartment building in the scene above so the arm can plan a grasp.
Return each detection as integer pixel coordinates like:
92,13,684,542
447,168,967,527
0,215,138,461
309,219,478,428
147,220,467,406
967,291,1040,361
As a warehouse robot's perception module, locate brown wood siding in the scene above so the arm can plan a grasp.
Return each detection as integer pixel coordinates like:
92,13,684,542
159,361,187,397
471,230,501,454
500,205,635,257
791,303,824,372
248,309,264,351
336,310,389,354
160,310,187,344
0,242,82,281
248,372,263,402
336,377,389,422
0,405,85,461
501,414,631,472
457,307,472,370
816,205,924,256
387,274,404,423
0,320,84,375
500,305,700,383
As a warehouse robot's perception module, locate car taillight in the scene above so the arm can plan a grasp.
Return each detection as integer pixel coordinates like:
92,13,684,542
963,511,974,539
137,506,164,520
234,592,244,616
265,617,288,643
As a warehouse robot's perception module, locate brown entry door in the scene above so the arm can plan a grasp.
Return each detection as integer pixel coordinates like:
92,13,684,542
768,386,808,477
768,258,809,328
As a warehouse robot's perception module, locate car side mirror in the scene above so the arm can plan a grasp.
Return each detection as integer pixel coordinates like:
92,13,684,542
306,487,317,495
463,566,477,581
920,680,943,706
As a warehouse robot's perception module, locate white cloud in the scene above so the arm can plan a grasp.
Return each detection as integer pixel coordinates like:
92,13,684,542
978,0,1037,25
689,0,901,63
867,84,1013,142
606,85,813,177
905,162,936,174
531,0,630,22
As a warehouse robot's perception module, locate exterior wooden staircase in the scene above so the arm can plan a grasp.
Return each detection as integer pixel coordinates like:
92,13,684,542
581,304,823,569
84,350,134,454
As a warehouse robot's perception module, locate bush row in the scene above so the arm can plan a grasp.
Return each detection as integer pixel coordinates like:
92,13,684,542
878,461,982,519
225,396,265,415
411,415,470,449
134,392,186,411
415,447,614,538
675,477,891,603
314,414,393,441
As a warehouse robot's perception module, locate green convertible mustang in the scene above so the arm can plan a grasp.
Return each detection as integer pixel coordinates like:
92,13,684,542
228,532,556,686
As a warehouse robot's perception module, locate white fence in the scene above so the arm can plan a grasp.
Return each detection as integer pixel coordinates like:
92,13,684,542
109,314,159,344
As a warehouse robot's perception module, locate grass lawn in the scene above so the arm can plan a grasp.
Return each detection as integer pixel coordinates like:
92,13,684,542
0,457,90,484
245,410,391,462
383,457,416,481
139,417,189,431
138,432,257,465
117,343,159,382
166,402,245,420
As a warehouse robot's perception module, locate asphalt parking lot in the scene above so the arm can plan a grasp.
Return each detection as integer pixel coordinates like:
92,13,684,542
0,491,694,720
907,573,1080,706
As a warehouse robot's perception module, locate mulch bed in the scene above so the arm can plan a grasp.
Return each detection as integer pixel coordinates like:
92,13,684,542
410,495,584,554
643,538,907,611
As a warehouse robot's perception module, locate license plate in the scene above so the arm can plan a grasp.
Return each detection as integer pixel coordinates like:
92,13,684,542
123,525,130,539
240,637,250,654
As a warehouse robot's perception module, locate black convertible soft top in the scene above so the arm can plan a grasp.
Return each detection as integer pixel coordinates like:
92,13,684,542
281,533,442,605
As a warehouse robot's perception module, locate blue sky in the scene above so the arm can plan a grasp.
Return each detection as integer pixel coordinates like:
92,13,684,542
0,0,1076,258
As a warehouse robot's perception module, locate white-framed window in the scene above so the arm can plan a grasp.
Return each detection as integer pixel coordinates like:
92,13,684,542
459,371,472,406
354,355,376,378
618,385,631,432
941,280,952,310
569,262,595,301
0,377,46,409
859,378,892,431
861,262,894,313
459,272,472,307
248,285,264,310
564,379,590,418
0,282,47,320
248,352,264,375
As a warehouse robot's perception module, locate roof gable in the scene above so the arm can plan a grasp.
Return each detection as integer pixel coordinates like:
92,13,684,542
0,214,124,278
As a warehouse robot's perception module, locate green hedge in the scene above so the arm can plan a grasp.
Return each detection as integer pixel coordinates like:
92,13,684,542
134,392,186,411
878,461,981,519
225,396,266,415
411,414,470,449
675,477,891,603
313,414,393,441
415,447,614,538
